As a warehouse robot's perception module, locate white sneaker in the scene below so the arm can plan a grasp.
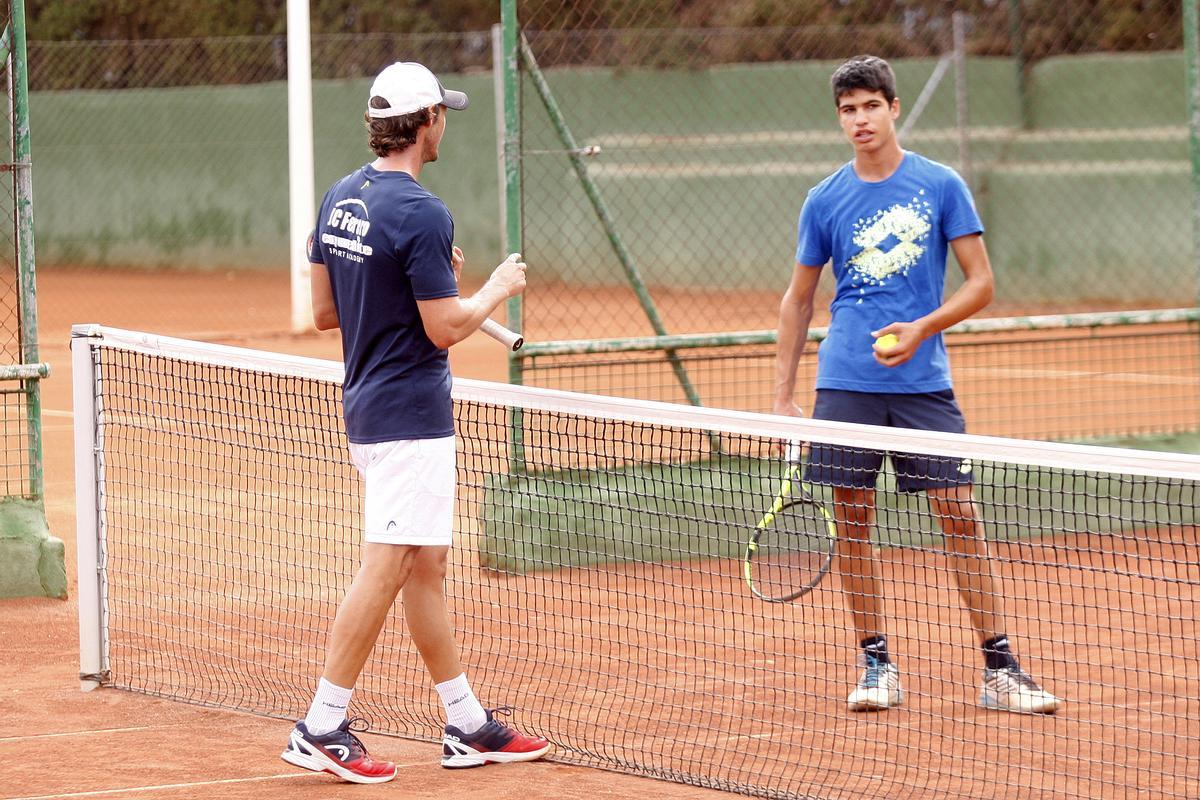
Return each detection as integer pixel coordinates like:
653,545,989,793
847,653,903,711
979,665,1060,714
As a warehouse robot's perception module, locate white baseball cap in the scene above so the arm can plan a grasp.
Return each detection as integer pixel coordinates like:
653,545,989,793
367,62,469,118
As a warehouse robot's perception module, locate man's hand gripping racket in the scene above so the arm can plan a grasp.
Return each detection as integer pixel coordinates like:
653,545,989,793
478,252,525,351
743,440,837,602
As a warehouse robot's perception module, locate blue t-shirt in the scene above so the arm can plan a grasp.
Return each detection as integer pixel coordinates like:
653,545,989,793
309,165,459,443
795,151,983,393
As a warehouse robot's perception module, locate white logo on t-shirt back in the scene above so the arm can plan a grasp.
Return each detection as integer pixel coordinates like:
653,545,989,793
322,198,374,262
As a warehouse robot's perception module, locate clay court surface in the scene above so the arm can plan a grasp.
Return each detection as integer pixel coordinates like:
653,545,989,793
13,269,733,800
6,268,1199,799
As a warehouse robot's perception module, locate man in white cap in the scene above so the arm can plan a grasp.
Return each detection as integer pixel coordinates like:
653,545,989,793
280,61,549,783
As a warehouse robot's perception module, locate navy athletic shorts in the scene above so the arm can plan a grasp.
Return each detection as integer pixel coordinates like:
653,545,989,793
805,389,972,493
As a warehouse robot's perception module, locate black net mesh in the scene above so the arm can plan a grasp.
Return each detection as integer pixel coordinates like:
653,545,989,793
82,331,1200,800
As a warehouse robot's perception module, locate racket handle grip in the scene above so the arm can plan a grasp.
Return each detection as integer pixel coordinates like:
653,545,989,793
785,440,804,464
479,318,524,351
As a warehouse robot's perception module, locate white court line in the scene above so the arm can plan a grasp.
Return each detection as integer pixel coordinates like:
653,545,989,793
955,367,1198,386
0,725,171,742
43,409,73,418
3,764,427,800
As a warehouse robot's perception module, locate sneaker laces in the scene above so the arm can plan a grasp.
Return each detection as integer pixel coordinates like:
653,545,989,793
1003,666,1041,691
485,706,521,732
858,654,889,687
342,717,374,752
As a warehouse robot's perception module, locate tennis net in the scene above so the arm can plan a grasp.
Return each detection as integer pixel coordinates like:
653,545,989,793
72,325,1200,799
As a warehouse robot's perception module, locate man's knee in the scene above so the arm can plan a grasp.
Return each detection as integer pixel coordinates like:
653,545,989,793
834,487,875,530
408,545,450,585
928,487,978,524
358,543,417,588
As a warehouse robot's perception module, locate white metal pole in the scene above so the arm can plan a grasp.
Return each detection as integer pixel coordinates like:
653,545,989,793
287,0,316,333
71,325,103,691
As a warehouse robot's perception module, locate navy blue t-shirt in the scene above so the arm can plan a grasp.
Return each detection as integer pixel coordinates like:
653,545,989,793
309,165,459,443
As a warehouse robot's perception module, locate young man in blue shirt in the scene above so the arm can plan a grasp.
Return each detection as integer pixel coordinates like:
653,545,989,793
773,55,1059,715
280,62,549,783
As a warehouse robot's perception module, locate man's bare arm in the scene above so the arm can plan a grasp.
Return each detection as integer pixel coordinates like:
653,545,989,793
872,233,994,367
773,261,824,415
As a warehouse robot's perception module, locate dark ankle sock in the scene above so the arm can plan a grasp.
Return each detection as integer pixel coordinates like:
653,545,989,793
861,635,891,665
982,634,1019,671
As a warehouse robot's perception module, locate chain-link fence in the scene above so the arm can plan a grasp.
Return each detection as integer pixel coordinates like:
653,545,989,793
501,7,1200,797
27,5,1196,337
511,0,1192,347
502,0,1200,437
1,0,62,600
28,31,502,335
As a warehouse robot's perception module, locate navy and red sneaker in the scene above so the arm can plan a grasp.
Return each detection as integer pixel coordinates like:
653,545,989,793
281,717,397,784
441,707,551,769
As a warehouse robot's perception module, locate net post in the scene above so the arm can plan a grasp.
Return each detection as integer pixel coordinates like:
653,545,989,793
70,326,105,691
286,0,315,334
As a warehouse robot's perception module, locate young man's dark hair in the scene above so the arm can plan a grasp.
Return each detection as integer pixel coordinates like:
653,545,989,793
830,54,897,104
364,98,436,157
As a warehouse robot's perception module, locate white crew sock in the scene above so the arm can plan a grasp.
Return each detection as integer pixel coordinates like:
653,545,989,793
304,677,353,736
435,673,488,733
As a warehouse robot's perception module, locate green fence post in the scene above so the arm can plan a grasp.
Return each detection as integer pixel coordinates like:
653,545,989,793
1008,0,1031,129
501,0,523,386
1188,0,1200,309
500,0,527,472
1186,0,1200,431
13,0,39,499
0,0,64,599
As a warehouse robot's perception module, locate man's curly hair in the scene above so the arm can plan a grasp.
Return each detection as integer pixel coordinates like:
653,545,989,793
364,97,438,157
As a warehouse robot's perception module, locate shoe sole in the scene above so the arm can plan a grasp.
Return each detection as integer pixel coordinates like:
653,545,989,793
280,740,397,784
848,689,903,712
979,693,1060,715
442,743,552,769
848,697,903,712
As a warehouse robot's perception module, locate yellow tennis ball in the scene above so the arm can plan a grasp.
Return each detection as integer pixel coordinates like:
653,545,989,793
875,333,899,351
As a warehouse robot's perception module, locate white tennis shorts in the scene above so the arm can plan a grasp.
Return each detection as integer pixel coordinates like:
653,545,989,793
348,435,456,546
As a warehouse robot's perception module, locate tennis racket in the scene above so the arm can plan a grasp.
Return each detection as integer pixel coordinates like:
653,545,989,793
479,318,524,351
744,447,837,602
